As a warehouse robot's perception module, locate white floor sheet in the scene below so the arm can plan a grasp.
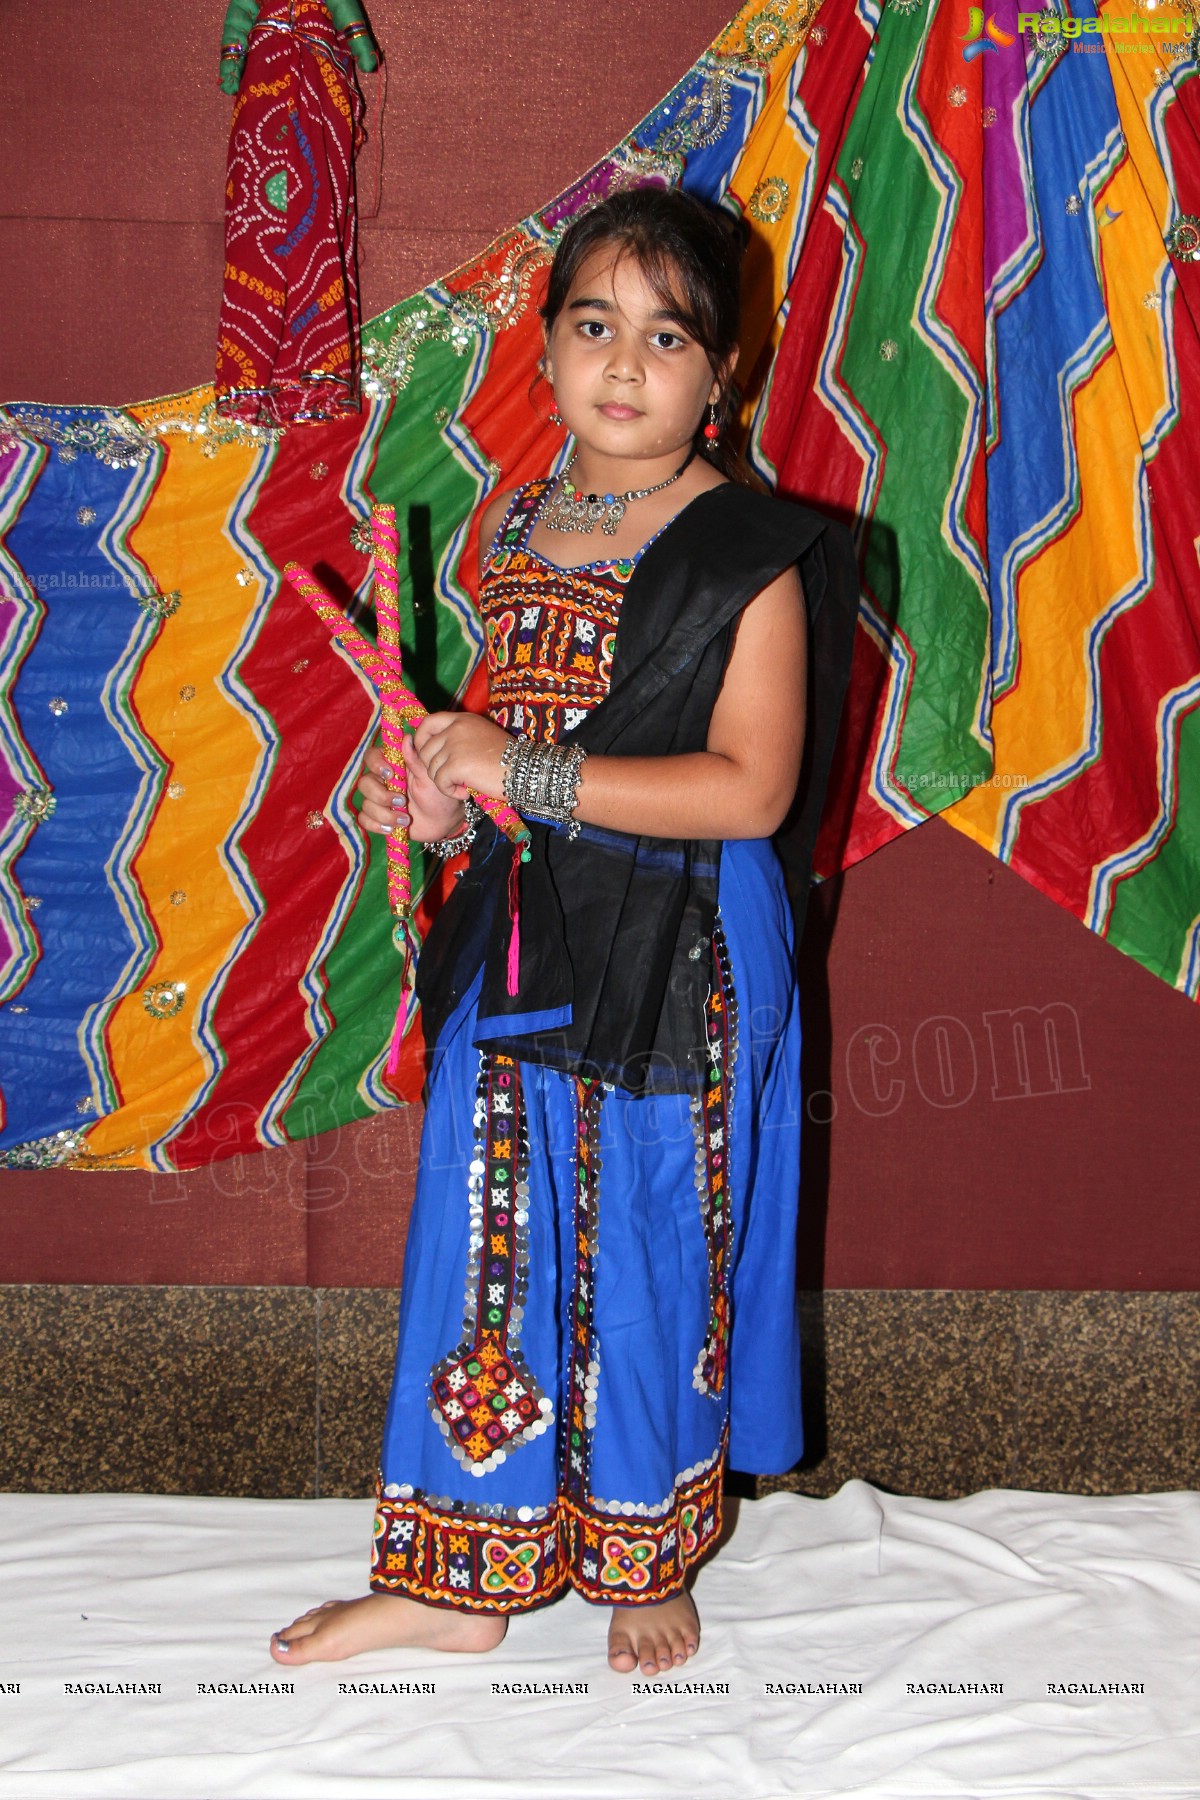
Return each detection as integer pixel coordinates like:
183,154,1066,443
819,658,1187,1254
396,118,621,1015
0,1483,1195,1800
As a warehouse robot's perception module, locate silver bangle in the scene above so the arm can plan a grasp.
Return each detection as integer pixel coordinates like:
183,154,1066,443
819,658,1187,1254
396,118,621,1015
501,736,588,839
422,802,477,858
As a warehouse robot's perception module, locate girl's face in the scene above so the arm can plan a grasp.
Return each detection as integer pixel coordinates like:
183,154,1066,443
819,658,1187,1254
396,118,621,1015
545,245,731,470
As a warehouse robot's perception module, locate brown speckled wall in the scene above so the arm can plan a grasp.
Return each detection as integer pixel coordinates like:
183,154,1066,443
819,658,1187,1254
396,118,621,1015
0,2,1197,1499
3,1286,1196,1499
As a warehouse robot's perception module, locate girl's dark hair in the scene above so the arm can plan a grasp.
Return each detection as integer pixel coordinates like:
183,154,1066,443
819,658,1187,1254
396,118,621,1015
540,186,756,485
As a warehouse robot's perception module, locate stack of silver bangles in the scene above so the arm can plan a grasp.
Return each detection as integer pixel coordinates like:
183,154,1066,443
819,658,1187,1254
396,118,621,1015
502,734,588,839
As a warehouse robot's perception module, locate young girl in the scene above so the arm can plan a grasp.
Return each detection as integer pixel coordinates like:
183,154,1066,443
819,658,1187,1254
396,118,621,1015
272,187,832,1679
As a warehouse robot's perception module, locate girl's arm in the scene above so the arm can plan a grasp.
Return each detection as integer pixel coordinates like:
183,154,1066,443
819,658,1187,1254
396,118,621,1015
413,562,808,842
568,563,808,841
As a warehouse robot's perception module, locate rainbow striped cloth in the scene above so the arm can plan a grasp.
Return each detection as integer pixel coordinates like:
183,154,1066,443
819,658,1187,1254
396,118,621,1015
2,0,1198,1169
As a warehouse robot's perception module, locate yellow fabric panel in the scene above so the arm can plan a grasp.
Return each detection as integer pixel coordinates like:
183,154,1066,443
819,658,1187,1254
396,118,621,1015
86,392,266,1164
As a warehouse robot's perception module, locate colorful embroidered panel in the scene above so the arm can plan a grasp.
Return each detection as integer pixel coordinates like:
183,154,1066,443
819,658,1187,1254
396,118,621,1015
692,916,738,1398
3,0,1199,1168
563,1074,604,1507
428,1051,553,1475
369,1432,726,1612
480,482,628,744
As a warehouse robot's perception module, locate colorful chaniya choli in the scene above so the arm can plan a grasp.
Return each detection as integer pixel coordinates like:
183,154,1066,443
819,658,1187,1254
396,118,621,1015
369,485,805,1612
479,481,627,745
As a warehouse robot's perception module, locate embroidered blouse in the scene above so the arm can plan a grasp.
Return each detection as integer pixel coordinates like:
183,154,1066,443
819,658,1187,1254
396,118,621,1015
479,479,635,745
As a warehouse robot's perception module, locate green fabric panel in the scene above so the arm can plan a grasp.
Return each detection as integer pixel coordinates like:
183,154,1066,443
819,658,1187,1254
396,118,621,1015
834,38,993,811
279,331,487,1135
1106,700,1200,990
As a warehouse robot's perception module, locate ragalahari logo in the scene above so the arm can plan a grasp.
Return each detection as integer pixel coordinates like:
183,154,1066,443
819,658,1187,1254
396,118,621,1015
961,8,1017,57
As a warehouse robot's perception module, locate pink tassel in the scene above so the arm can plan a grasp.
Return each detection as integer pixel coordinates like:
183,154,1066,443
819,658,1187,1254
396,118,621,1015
386,937,413,1076
506,844,522,997
386,986,408,1075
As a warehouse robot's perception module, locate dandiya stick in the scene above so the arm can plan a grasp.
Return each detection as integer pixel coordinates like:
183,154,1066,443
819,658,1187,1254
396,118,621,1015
283,556,529,855
369,504,413,935
284,506,530,1070
368,504,416,1072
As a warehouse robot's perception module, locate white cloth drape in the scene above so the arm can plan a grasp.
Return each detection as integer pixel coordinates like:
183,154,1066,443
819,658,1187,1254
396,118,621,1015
0,1483,1196,1798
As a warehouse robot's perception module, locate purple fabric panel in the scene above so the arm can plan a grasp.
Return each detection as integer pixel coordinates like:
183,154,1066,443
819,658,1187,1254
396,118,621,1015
983,0,1037,297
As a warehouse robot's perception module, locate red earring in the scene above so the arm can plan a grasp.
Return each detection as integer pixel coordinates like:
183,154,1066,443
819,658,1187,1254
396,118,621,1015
703,403,721,444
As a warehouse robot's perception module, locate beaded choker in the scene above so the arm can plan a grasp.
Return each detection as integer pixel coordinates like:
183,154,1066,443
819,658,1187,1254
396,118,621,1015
538,451,692,537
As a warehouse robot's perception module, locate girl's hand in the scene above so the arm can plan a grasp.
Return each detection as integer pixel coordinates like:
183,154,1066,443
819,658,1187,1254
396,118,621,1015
413,712,511,805
357,741,466,842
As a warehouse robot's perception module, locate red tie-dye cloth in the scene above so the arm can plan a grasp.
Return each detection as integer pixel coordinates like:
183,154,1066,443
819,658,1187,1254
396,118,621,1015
215,0,365,425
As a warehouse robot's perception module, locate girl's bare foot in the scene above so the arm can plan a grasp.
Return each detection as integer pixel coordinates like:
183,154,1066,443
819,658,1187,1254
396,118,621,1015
269,1592,507,1665
607,1588,700,1676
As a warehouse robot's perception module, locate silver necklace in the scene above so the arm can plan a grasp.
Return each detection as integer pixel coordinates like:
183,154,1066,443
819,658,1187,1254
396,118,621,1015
538,451,692,537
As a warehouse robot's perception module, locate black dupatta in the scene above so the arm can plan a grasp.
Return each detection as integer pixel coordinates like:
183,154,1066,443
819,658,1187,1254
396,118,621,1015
414,483,858,1096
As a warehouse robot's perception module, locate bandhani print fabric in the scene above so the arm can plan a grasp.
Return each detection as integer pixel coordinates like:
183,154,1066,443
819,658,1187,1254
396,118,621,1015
2,0,1199,1169
215,0,365,423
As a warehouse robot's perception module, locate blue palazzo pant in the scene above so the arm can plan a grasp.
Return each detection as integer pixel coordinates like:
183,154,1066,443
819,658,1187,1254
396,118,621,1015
369,834,804,1613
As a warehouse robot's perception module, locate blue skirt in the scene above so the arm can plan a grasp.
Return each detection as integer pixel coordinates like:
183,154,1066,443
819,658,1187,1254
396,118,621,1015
369,835,803,1613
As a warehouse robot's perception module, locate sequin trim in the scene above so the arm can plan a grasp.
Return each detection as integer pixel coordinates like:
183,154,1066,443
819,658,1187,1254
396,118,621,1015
13,788,56,824
370,1429,726,1613
136,589,182,620
428,1052,553,1475
563,1075,604,1505
380,1429,725,1528
0,1128,87,1170
0,405,154,468
748,175,791,225
361,300,480,399
691,914,738,1397
0,399,283,461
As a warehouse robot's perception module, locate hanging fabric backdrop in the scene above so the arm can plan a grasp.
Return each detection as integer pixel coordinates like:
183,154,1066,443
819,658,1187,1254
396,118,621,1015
2,0,1199,1170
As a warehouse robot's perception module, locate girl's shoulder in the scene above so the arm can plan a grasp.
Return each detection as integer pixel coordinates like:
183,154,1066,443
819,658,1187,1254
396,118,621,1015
477,477,557,568
478,485,519,556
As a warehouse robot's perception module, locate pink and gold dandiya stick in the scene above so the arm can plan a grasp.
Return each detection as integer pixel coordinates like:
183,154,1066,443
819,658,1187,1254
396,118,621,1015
368,504,416,1071
284,507,531,1069
369,504,412,933
283,559,528,849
